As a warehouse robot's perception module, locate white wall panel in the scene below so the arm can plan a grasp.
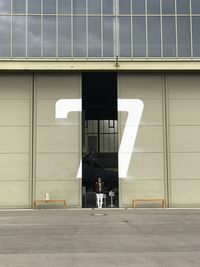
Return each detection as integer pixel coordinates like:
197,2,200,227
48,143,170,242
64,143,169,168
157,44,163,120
0,75,31,99
36,153,80,180
169,99,200,125
127,153,164,180
134,126,164,152
0,181,30,206
35,73,81,207
0,127,30,153
167,74,200,206
118,73,165,207
171,153,200,180
170,126,200,152
0,154,29,180
119,73,163,99
168,75,200,99
0,100,30,125
0,74,32,207
36,74,80,99
171,180,200,205
36,126,79,153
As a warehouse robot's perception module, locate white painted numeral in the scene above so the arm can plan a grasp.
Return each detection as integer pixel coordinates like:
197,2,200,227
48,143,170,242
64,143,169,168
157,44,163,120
56,99,144,179
118,99,144,178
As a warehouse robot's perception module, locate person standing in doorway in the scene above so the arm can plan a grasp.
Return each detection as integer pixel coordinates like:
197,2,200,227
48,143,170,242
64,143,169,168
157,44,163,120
95,177,104,208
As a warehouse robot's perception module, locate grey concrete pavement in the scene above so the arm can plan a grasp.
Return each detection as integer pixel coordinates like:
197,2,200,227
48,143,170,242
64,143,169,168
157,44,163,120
0,209,200,266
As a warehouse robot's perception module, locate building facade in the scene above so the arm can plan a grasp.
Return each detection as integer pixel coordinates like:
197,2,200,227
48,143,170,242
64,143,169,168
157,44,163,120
0,0,200,208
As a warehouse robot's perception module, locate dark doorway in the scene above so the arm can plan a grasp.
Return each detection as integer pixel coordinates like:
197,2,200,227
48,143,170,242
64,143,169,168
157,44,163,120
82,72,118,208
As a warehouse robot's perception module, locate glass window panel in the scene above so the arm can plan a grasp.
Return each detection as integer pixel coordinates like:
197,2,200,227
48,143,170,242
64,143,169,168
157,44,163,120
119,0,131,14
88,0,101,14
12,16,26,57
119,17,131,57
100,134,103,152
58,0,71,14
43,16,56,57
132,16,146,57
100,121,103,133
28,16,41,57
12,0,26,13
176,0,190,14
103,0,114,14
73,16,86,57
93,120,98,132
43,0,56,14
103,16,115,57
147,16,161,57
28,0,41,14
58,16,71,57
162,0,175,14
0,0,11,14
88,17,101,57
104,134,108,152
192,17,200,56
191,0,200,14
110,134,114,151
177,16,191,57
0,16,11,56
162,16,176,57
147,0,160,14
132,0,145,14
73,0,86,14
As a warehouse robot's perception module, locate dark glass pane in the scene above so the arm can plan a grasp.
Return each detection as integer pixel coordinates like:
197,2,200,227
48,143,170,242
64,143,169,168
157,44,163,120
43,0,56,14
162,0,175,14
147,0,160,14
88,0,101,14
103,17,114,57
147,16,161,57
88,17,101,57
119,0,131,14
73,17,86,57
12,16,26,57
13,0,26,13
28,0,41,14
58,16,71,57
132,16,146,57
162,16,176,57
192,17,200,56
176,0,190,14
119,17,131,57
191,0,200,14
73,0,86,14
103,0,114,14
43,16,56,57
58,0,71,14
0,0,11,14
132,0,145,14
177,16,191,57
0,16,11,56
28,16,41,57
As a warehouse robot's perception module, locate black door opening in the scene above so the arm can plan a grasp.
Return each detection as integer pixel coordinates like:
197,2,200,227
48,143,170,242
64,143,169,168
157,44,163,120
82,72,118,208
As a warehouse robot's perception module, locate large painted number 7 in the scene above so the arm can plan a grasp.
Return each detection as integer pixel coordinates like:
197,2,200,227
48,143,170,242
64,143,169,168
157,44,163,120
56,99,144,178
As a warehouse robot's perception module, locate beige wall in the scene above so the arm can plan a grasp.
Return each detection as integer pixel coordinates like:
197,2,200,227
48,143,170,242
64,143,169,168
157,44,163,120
167,74,200,207
0,74,32,207
0,72,200,208
118,73,166,207
34,74,82,207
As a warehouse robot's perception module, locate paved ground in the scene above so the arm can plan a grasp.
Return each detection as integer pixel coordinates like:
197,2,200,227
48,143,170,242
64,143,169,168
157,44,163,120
0,208,200,267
